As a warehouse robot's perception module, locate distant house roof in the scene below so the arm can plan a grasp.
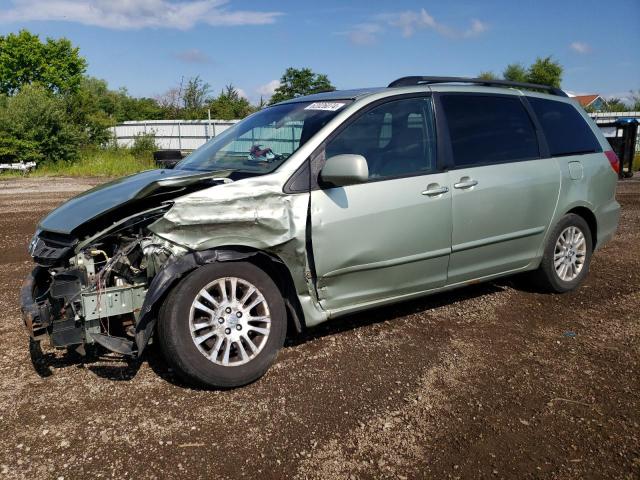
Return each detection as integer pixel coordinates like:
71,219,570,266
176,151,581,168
573,94,602,107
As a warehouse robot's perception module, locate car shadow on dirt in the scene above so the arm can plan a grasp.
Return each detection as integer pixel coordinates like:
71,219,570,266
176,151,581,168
29,338,144,381
287,281,505,346
28,281,507,389
146,281,506,390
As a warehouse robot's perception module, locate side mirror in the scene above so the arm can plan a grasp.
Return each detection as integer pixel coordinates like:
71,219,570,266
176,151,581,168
319,154,369,187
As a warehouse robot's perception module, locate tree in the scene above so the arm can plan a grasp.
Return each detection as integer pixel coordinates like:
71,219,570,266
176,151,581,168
603,97,629,112
0,30,86,95
208,85,255,120
64,77,115,146
503,63,528,83
119,95,165,121
182,76,211,118
269,67,335,105
485,57,564,88
156,76,213,119
477,71,498,80
629,90,640,111
0,84,83,163
526,56,563,88
155,87,183,119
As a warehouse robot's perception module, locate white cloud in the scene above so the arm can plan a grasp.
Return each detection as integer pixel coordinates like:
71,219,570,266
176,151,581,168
256,79,280,98
174,48,212,64
343,9,488,46
570,41,591,54
236,87,248,99
465,19,488,37
380,9,487,39
346,23,383,46
0,0,282,30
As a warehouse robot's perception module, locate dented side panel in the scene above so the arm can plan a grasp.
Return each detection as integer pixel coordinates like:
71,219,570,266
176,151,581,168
148,175,329,328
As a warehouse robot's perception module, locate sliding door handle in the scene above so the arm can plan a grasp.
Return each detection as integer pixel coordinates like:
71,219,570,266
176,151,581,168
453,177,478,189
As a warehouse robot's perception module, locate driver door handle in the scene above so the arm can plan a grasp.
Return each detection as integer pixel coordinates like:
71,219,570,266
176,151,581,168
421,185,449,196
454,177,478,189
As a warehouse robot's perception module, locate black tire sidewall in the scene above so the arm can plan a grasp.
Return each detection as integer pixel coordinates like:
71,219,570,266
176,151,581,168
157,262,287,388
541,214,593,293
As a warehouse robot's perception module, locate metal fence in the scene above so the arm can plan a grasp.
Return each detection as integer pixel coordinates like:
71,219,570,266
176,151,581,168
110,119,239,150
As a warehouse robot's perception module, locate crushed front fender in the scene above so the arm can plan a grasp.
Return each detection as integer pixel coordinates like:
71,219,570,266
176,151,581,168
138,175,328,353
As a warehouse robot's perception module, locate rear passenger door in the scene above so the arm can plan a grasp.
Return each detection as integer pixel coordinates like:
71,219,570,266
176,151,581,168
437,93,561,284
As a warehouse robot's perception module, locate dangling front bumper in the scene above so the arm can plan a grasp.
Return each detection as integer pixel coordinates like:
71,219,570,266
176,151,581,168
20,267,51,341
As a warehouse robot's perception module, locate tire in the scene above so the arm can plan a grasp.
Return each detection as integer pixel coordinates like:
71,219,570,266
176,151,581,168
157,262,287,388
530,213,593,293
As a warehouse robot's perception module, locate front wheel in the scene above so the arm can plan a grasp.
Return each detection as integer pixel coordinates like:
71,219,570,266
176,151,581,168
157,262,287,388
530,213,593,293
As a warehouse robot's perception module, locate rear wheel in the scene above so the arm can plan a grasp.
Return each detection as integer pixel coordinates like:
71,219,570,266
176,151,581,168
531,213,593,293
157,262,286,388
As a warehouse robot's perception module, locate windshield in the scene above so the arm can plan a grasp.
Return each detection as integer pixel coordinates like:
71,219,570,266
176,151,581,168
177,100,352,173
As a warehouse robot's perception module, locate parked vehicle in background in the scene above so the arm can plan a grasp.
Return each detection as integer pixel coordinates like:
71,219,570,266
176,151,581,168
21,77,620,388
153,150,183,169
0,161,36,173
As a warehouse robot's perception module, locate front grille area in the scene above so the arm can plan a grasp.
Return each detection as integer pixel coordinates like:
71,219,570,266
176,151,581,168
30,231,77,266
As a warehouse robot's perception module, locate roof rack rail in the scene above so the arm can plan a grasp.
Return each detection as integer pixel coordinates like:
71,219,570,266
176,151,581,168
387,76,568,97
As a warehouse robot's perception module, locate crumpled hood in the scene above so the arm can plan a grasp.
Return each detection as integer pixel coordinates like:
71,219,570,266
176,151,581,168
38,168,231,235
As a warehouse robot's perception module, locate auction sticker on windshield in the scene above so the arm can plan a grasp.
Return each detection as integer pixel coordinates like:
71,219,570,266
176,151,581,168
304,102,346,111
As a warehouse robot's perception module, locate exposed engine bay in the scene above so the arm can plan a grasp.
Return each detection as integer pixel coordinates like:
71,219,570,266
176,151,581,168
20,165,322,362
23,204,186,355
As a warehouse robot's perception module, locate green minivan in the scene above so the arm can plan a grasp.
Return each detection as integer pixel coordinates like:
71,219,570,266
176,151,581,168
21,76,620,388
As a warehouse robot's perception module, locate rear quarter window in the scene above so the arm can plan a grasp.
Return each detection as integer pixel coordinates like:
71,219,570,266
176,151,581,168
527,97,601,157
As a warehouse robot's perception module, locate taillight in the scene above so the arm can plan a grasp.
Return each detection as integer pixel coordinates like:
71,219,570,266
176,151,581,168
605,150,620,174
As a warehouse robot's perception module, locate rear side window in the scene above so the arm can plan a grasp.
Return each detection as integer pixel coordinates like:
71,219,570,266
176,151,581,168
441,94,539,167
527,97,601,157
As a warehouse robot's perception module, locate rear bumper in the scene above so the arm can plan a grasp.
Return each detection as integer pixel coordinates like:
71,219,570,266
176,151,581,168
20,267,51,340
595,199,621,251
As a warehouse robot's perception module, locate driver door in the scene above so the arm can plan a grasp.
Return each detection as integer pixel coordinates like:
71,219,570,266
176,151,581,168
310,96,452,311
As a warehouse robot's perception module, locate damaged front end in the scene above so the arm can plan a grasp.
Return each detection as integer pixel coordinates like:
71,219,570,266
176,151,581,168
20,169,324,359
20,99,349,365
21,205,186,355
19,169,241,357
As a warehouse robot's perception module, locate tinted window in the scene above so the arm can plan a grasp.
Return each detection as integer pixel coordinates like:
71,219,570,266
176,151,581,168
325,97,436,180
528,97,601,157
441,94,539,167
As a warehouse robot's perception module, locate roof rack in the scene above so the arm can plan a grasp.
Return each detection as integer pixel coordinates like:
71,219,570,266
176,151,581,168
387,76,568,97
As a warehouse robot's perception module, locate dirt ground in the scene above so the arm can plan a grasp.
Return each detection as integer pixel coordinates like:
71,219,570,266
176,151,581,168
0,175,638,480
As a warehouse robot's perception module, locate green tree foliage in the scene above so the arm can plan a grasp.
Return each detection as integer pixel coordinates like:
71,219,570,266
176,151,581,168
0,85,83,163
269,67,335,105
208,85,255,120
130,132,157,159
0,30,86,95
603,97,629,112
477,71,498,80
526,56,563,88
65,77,116,145
502,63,528,83
483,57,563,88
0,31,335,165
182,76,211,119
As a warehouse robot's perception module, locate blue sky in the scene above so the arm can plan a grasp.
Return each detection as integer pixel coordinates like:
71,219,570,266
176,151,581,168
0,0,638,103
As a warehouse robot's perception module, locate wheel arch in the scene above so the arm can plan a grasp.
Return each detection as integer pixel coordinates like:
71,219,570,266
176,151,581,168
134,246,304,357
565,206,597,249
223,246,306,338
